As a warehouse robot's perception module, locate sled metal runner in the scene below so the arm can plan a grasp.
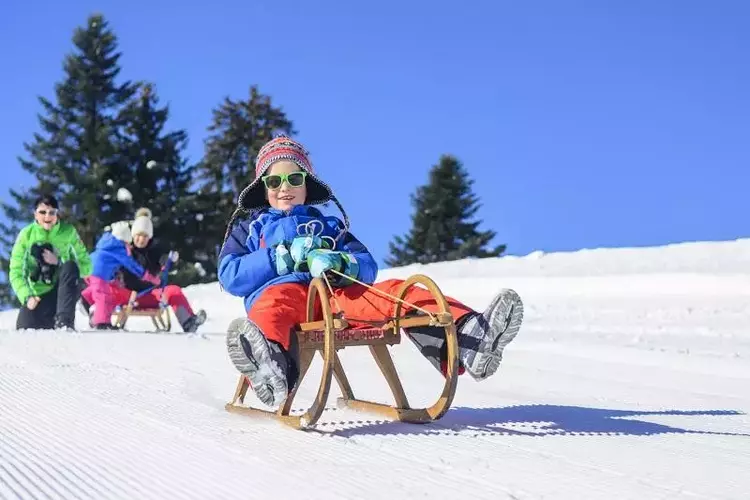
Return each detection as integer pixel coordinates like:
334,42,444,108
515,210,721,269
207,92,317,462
225,273,460,430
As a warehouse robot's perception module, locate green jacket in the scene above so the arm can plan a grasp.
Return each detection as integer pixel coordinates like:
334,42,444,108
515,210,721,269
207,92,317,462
9,221,92,305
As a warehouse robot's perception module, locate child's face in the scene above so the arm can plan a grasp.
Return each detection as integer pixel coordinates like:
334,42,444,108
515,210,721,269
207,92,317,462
133,233,150,249
265,161,307,211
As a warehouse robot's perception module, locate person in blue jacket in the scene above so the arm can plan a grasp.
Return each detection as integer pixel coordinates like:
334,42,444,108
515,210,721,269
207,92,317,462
219,135,525,408
82,221,160,329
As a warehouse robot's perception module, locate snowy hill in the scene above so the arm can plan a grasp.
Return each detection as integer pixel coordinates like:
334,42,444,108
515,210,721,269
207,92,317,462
1,239,749,499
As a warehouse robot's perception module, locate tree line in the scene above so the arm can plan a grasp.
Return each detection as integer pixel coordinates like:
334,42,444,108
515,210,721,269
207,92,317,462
0,14,505,306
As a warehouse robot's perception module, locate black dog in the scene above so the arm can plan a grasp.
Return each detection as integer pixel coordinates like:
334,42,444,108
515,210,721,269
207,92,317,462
29,243,58,284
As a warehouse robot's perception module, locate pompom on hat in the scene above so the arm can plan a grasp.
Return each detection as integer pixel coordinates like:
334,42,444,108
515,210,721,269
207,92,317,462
135,207,153,219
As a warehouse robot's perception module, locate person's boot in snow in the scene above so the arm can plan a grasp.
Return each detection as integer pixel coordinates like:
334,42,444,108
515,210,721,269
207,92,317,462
226,317,299,408
94,323,121,330
181,309,207,333
405,289,524,380
54,315,76,332
456,289,524,380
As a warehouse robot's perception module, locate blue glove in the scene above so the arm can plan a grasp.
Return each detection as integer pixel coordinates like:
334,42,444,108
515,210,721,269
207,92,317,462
274,243,294,276
306,249,341,278
290,235,333,272
307,249,359,286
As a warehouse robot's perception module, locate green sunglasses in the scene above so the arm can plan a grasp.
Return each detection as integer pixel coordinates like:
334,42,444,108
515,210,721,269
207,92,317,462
261,171,307,190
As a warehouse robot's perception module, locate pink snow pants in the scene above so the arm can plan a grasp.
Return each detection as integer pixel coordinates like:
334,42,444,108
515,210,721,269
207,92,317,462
84,276,121,326
82,278,195,326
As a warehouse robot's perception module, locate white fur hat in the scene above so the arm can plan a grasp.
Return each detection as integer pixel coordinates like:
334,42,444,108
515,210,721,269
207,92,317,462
131,207,154,239
110,221,132,243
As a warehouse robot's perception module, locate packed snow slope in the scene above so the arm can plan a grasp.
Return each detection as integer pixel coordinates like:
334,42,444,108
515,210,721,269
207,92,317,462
1,239,749,499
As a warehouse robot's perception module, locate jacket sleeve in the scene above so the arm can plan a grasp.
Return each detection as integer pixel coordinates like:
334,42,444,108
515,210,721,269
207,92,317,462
218,218,277,297
337,229,378,285
69,226,92,277
8,228,32,305
113,248,147,278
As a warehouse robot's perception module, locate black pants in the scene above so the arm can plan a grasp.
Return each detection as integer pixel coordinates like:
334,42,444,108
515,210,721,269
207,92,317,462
16,261,81,330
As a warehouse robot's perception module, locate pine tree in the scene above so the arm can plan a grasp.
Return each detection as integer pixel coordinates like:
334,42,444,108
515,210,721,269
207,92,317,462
386,155,506,267
193,85,295,274
115,82,204,286
0,13,136,305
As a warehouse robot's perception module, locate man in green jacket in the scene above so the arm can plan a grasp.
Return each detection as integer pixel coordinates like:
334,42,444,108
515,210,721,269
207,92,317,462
9,194,92,330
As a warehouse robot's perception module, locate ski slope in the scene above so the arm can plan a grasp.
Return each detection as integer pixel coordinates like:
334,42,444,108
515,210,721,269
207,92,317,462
1,239,749,499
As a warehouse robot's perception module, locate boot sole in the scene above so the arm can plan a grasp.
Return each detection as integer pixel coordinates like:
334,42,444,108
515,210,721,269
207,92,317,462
226,318,288,408
468,289,524,380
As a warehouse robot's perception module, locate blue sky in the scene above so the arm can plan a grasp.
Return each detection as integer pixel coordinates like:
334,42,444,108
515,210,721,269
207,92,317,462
1,0,748,266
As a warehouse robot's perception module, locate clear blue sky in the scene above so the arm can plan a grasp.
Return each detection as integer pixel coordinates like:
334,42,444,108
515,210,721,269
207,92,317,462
2,0,748,266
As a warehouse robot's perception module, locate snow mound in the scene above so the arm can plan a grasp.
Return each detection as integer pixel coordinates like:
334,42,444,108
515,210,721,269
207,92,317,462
0,238,748,499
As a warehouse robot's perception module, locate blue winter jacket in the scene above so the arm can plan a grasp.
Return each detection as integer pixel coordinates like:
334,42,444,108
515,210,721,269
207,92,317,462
90,233,147,282
218,205,378,312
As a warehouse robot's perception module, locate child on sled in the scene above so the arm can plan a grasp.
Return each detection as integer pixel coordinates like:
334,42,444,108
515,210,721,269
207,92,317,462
120,208,206,333
219,135,524,408
82,212,206,332
82,221,161,329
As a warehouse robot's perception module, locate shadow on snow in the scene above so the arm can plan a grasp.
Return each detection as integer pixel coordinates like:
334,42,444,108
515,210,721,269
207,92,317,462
315,405,748,438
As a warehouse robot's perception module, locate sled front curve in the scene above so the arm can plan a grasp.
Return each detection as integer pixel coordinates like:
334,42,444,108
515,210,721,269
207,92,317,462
224,273,459,430
334,274,459,423
224,278,336,429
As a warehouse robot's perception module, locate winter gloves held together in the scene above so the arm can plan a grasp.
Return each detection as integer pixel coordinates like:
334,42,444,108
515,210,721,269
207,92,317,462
273,235,358,285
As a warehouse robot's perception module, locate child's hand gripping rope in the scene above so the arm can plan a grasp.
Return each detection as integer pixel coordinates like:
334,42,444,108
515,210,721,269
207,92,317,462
306,249,359,286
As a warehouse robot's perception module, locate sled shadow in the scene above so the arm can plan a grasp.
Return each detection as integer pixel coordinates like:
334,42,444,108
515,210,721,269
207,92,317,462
320,404,749,439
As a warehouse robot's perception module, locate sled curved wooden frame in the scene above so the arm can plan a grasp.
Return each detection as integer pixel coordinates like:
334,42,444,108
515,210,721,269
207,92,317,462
113,290,172,332
225,273,459,430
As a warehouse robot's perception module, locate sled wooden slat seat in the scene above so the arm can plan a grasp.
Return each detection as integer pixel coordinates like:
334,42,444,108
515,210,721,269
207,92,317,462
296,326,401,349
113,290,171,332
225,273,460,430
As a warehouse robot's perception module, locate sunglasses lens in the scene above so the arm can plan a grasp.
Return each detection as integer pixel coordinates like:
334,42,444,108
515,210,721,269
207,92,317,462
264,175,282,189
288,172,306,187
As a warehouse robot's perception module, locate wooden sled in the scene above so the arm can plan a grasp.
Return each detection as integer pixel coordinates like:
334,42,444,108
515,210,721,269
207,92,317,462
113,290,172,332
225,273,459,430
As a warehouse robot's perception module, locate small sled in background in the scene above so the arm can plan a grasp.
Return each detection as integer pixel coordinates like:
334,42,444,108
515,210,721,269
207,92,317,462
112,252,177,333
225,272,459,430
112,289,172,332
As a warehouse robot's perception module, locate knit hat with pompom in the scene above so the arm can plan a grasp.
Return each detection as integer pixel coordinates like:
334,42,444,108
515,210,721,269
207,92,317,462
131,207,153,238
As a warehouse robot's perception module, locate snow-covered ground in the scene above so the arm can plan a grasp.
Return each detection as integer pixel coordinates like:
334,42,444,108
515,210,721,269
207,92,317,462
1,239,749,499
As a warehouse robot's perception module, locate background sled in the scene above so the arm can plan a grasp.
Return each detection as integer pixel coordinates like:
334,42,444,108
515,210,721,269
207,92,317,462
112,254,176,332
225,273,459,430
113,290,172,332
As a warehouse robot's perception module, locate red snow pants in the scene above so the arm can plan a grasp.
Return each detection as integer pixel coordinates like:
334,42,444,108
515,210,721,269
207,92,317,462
247,278,474,352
